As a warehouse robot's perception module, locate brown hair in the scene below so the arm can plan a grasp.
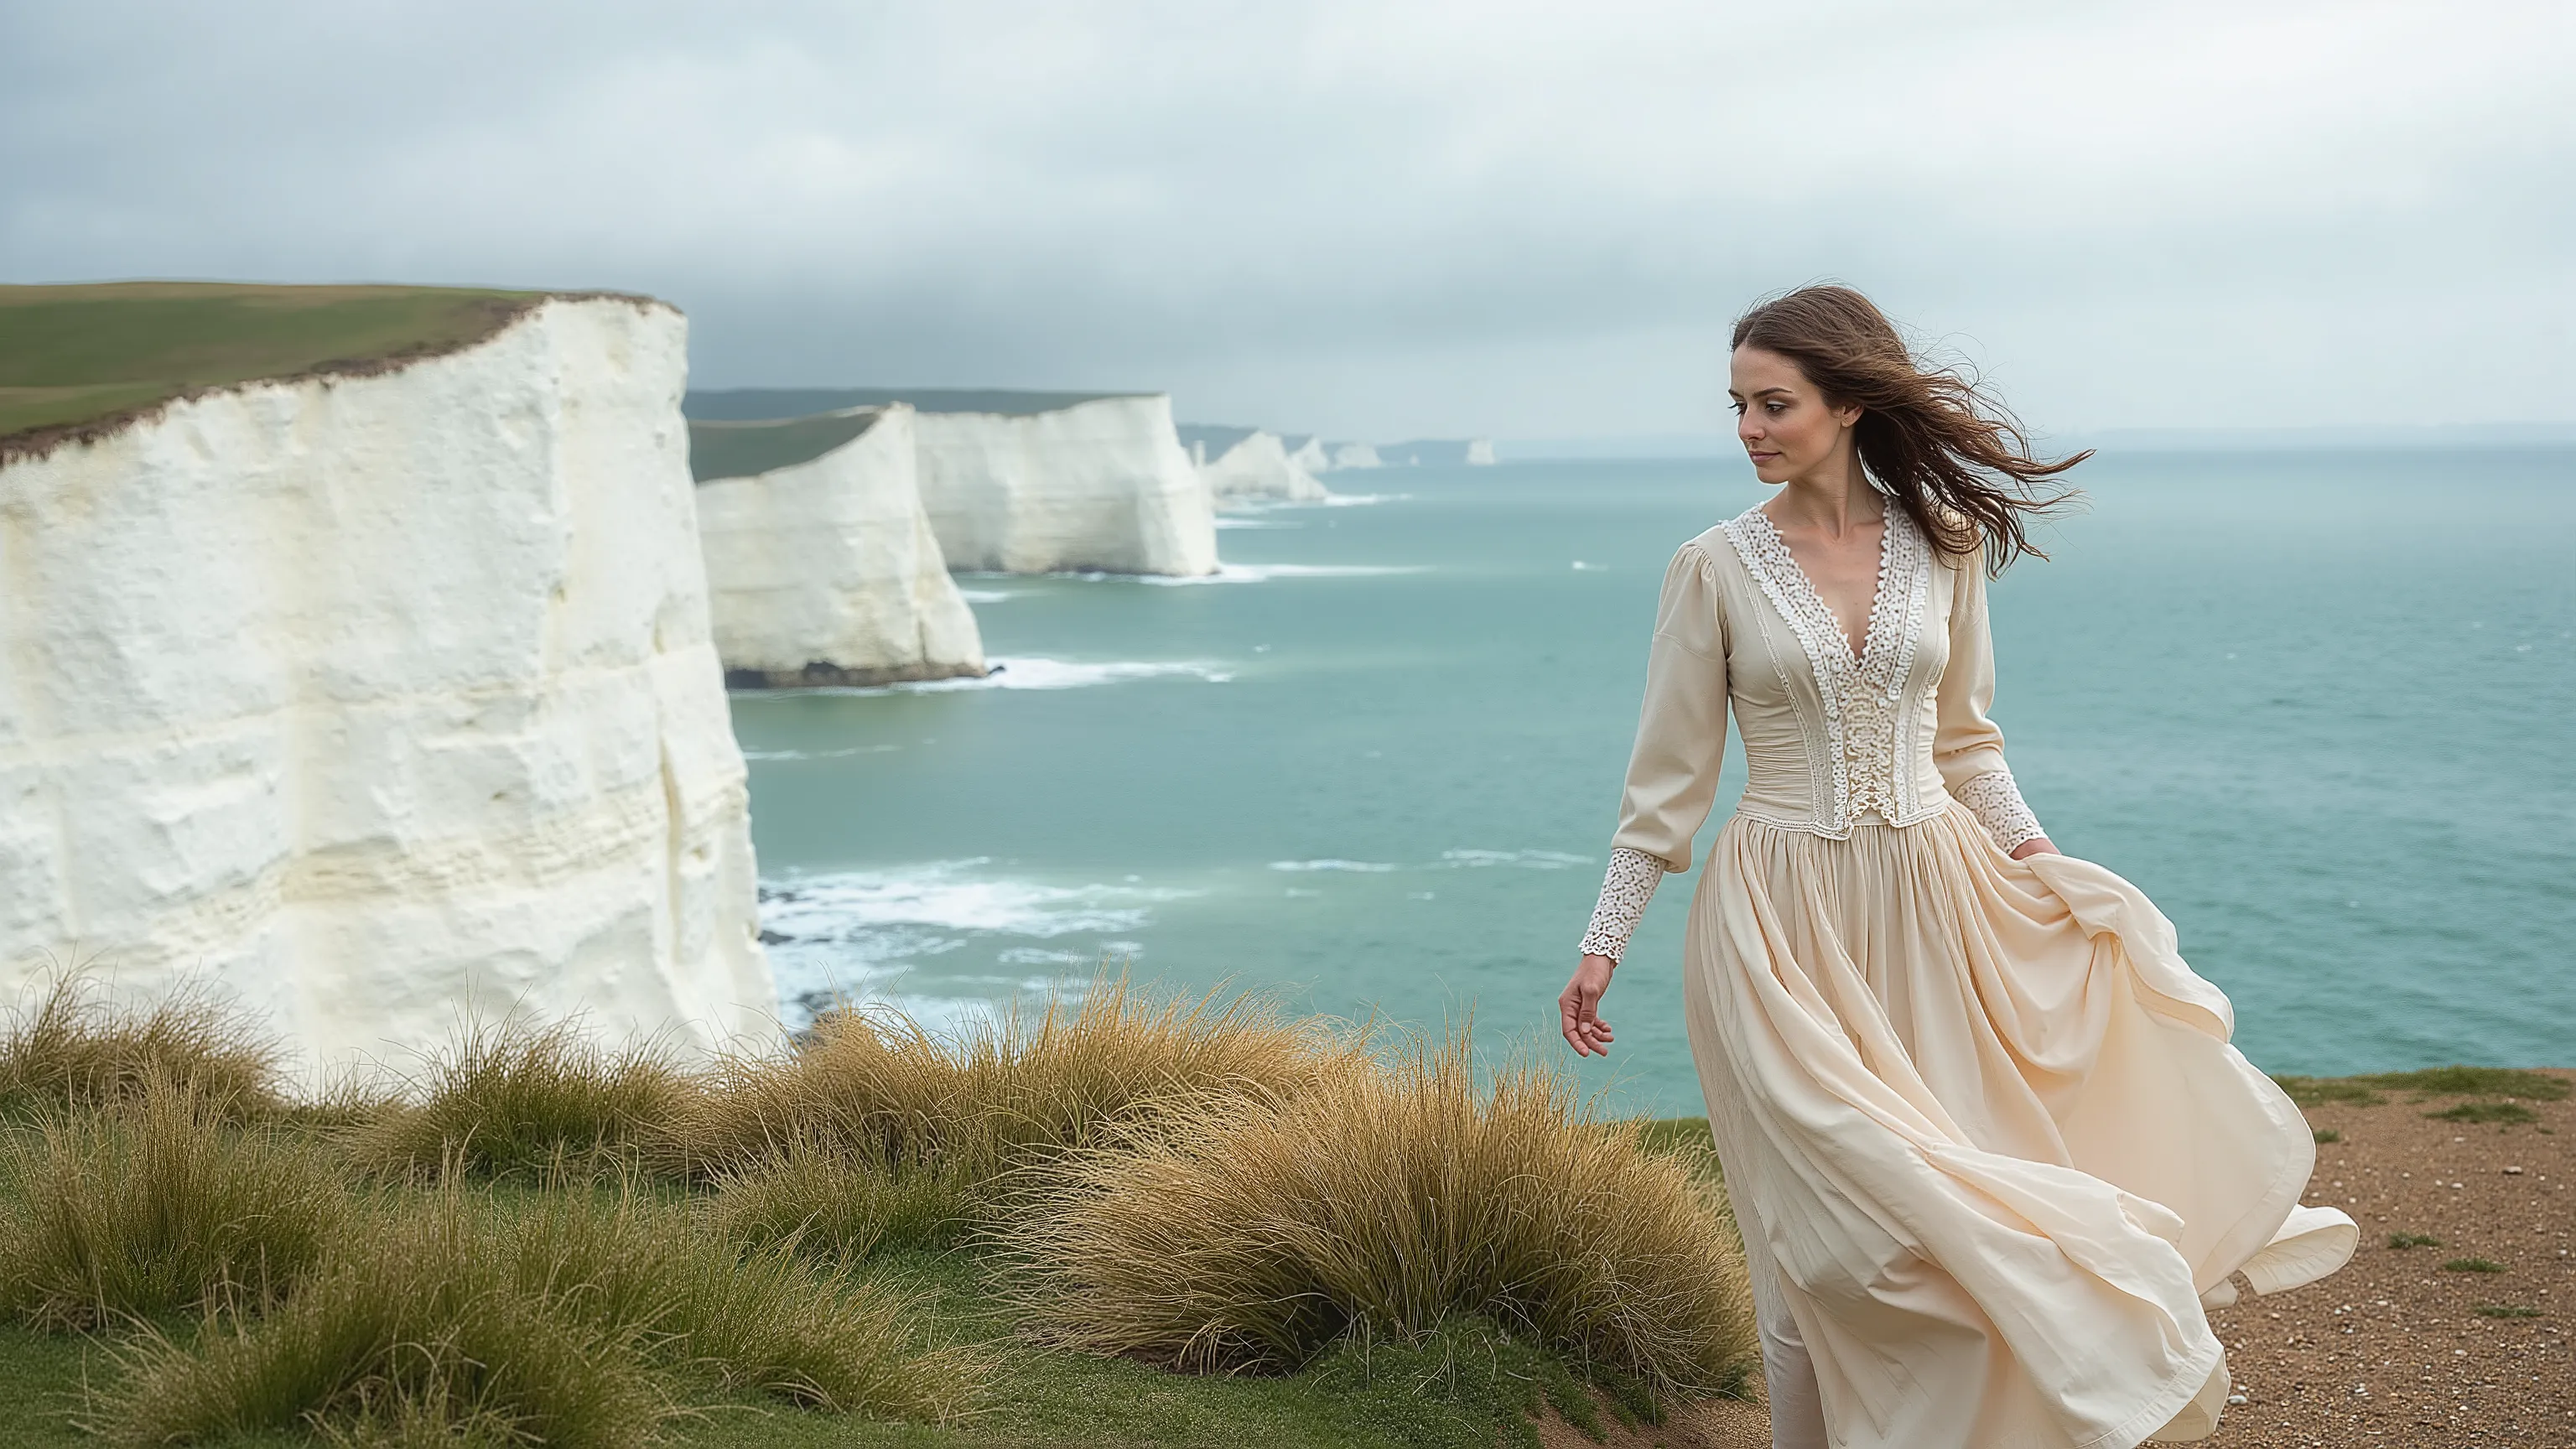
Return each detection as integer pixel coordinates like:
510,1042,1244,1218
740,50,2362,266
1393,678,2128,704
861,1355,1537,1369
1731,284,2084,574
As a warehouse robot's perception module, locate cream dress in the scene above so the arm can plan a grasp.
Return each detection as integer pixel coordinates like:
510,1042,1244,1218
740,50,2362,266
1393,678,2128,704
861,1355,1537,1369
1578,505,2355,1449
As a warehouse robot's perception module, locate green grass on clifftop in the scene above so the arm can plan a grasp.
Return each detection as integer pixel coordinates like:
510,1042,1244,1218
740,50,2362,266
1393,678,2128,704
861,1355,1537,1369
0,282,556,451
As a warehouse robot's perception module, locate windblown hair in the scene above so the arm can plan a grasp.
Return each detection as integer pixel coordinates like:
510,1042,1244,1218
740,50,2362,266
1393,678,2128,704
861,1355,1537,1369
1731,285,2084,574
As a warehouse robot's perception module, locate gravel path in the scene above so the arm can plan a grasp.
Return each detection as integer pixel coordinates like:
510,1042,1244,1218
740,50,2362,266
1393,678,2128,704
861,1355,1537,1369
2205,1067,2572,1447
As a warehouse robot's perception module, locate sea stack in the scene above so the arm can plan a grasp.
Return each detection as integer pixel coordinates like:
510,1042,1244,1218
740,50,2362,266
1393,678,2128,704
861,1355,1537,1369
0,283,776,1075
687,389,1218,576
1179,424,1329,506
691,404,986,688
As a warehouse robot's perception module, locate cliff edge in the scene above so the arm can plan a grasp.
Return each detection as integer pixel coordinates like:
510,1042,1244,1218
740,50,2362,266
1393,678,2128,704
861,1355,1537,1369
691,405,987,688
0,283,776,1073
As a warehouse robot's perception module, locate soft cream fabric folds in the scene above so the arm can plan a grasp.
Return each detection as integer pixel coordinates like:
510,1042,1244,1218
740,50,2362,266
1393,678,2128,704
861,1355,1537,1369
1607,512,2352,1448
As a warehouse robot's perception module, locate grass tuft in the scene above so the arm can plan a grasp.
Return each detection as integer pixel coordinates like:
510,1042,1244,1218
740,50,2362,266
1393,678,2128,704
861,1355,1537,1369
664,978,1362,1197
708,1141,973,1260
1005,1034,1756,1400
2311,1128,2341,1144
0,1079,345,1330
2474,1304,2542,1319
91,1194,662,1449
2386,1232,2442,1249
0,974,285,1119
349,1018,695,1182
501,1186,980,1416
90,1183,976,1445
2440,1257,2505,1274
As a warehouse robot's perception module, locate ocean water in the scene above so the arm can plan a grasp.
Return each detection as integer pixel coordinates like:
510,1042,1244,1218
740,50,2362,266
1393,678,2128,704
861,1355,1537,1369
730,450,2576,1114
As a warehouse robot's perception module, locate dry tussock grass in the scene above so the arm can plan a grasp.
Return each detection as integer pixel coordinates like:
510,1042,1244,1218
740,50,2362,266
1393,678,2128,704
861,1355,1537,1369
347,1017,698,1182
92,1182,979,1447
662,978,1363,1193
0,1075,347,1329
0,973,285,1118
1005,1035,1757,1399
708,1139,974,1259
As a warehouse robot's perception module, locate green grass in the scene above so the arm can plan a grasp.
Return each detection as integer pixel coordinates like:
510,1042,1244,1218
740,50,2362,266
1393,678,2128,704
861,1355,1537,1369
0,283,558,448
2441,1257,2506,1274
688,412,886,483
2386,1232,2442,1249
2474,1305,2542,1320
2270,1065,2568,1112
2425,1100,2539,1126
2311,1127,2341,1144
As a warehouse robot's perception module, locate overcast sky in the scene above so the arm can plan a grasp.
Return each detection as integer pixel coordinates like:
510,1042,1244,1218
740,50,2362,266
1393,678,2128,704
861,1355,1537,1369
4,2,2569,439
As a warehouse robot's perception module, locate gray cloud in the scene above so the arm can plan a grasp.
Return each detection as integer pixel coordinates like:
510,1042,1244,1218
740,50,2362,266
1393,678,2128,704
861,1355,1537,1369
5,0,2569,437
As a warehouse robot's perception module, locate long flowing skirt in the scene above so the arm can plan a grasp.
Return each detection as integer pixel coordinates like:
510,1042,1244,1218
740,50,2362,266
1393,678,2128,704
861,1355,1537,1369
1680,803,2354,1449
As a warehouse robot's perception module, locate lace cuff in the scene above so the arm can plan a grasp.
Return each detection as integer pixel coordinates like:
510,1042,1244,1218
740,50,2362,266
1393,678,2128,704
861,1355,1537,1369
1578,847,1667,963
1955,770,2045,852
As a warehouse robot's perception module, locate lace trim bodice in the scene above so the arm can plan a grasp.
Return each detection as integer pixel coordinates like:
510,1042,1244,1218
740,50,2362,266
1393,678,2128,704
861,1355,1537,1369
1576,505,2050,963
1721,505,1934,830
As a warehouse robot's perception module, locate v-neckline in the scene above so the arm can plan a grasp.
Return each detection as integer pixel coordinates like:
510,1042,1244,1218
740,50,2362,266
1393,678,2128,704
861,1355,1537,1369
1748,506,1893,669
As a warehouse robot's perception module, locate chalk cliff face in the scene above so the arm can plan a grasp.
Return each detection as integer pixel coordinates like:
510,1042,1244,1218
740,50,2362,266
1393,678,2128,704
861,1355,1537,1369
687,390,1218,577
0,297,776,1075
1328,440,1384,470
692,405,986,688
1180,425,1328,506
1280,434,1332,475
1379,439,1498,466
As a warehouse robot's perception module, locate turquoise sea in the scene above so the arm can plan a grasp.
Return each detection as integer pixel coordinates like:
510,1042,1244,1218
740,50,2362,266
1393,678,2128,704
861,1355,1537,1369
731,449,2576,1114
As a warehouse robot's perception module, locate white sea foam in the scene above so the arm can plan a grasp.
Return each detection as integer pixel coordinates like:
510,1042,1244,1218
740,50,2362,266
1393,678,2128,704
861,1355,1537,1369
740,744,901,761
955,589,1016,603
1440,849,1593,870
1267,859,1398,873
1135,563,1428,587
1213,517,1303,530
1322,492,1405,506
792,657,1233,696
760,861,1188,1031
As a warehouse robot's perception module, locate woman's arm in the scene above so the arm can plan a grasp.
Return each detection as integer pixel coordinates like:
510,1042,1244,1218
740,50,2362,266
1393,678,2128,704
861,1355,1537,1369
1561,543,1732,1056
1933,556,2056,858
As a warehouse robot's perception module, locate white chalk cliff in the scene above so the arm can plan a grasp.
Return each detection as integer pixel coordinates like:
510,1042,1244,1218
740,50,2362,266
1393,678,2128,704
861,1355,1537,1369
0,296,776,1076
687,390,1218,577
1180,424,1328,506
693,405,985,688
1281,434,1332,475
1327,440,1384,470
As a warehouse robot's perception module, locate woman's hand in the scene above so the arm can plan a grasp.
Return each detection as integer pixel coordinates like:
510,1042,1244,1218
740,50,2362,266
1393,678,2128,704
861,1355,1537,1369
1559,953,1618,1057
2009,835,2059,860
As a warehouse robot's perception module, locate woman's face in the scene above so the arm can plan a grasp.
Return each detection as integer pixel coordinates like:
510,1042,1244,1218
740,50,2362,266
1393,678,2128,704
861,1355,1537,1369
1730,345,1860,486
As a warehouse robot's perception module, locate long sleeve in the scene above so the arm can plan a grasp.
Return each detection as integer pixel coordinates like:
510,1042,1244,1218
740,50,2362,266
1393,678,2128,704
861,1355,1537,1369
1578,543,1732,962
1933,555,2046,851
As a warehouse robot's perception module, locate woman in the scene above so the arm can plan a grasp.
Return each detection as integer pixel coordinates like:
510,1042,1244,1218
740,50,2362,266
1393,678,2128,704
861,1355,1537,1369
1557,286,2353,1449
